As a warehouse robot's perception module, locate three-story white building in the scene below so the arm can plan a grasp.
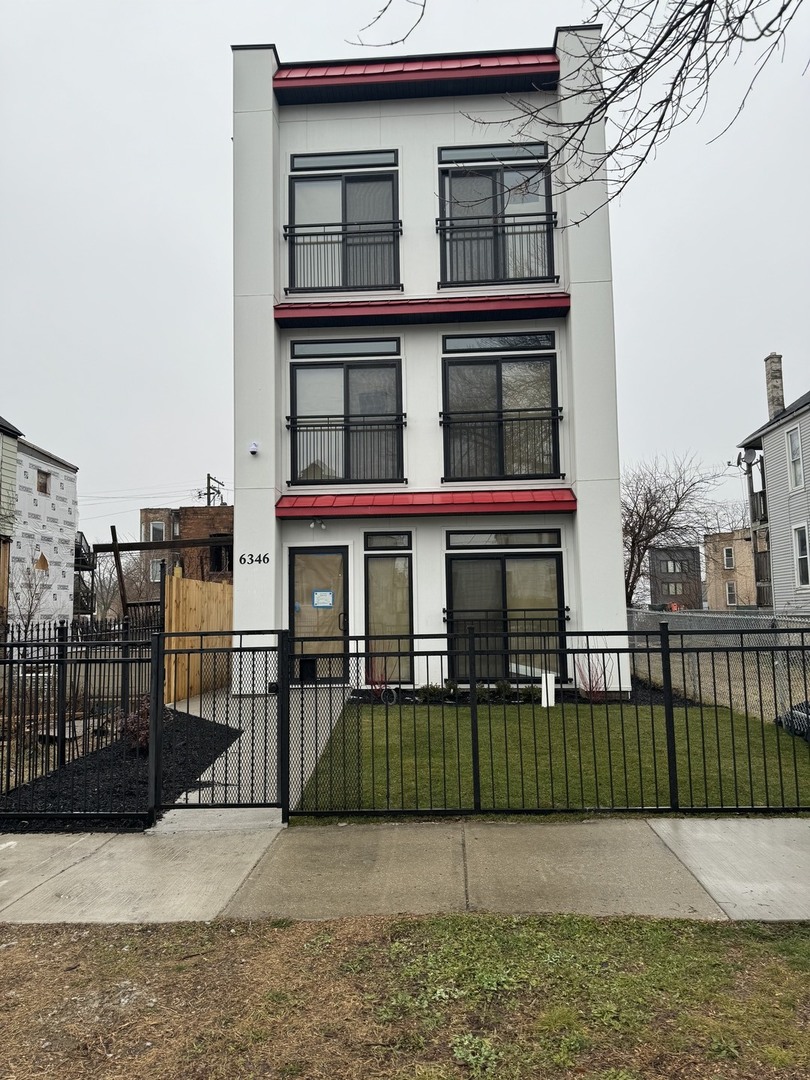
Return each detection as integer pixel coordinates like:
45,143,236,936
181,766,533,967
232,25,627,685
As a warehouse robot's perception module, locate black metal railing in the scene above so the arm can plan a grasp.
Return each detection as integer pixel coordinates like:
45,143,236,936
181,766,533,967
436,212,555,285
287,414,406,484
284,220,402,291
5,624,809,826
440,407,561,480
74,531,95,571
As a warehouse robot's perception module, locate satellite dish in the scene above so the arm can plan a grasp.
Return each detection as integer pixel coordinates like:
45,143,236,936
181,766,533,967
735,452,743,468
743,448,757,465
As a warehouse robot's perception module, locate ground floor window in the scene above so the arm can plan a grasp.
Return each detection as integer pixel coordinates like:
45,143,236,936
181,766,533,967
365,532,413,685
446,542,564,681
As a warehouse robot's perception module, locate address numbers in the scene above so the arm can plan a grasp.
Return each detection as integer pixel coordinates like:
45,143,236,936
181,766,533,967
238,552,270,565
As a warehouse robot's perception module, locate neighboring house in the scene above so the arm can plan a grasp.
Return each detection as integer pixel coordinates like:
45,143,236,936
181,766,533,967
648,546,702,610
10,437,78,626
704,529,757,610
0,414,25,621
232,27,628,685
739,353,809,615
138,505,234,594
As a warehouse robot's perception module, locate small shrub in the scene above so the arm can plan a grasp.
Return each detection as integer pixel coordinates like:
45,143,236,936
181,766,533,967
116,694,170,751
417,683,445,704
492,679,514,702
520,684,544,703
444,679,459,699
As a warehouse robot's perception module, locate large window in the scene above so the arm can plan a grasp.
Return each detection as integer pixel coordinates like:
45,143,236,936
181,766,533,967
365,533,413,685
289,340,405,484
437,143,554,285
441,333,560,481
446,544,565,682
787,427,804,489
286,150,400,292
794,525,809,587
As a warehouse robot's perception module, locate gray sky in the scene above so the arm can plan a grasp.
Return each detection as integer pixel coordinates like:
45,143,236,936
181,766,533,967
2,0,808,544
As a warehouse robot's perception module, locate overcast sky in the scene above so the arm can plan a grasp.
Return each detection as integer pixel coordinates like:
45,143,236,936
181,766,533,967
1,0,808,545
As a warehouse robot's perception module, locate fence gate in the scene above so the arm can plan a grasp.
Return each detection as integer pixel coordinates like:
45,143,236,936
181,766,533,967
148,630,287,820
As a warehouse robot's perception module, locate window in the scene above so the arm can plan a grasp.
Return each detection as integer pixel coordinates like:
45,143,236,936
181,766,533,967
365,532,413,684
149,558,163,583
794,525,809,587
447,550,564,681
447,530,560,548
661,559,687,574
726,580,738,606
437,143,554,285
286,150,400,291
36,470,51,495
663,582,684,596
210,537,233,573
150,521,165,543
289,341,404,484
442,334,560,481
787,427,804,489
723,547,735,569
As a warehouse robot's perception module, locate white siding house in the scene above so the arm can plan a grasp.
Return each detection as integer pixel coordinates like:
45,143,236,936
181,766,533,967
739,353,810,615
10,439,78,626
232,26,627,686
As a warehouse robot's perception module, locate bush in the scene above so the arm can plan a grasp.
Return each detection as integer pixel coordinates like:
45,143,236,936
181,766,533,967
115,694,171,751
417,682,445,704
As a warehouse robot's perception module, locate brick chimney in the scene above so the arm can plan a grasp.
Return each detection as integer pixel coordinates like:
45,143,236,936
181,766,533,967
764,352,785,420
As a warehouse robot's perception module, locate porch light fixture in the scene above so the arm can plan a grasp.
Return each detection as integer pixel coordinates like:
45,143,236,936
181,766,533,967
309,518,326,530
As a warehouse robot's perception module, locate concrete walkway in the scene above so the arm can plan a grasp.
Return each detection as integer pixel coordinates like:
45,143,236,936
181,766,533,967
0,816,807,924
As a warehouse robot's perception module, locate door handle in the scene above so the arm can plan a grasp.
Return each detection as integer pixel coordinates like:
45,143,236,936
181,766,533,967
338,612,346,631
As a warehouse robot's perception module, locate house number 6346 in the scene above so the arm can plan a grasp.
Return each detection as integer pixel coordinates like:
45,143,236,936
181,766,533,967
238,553,270,565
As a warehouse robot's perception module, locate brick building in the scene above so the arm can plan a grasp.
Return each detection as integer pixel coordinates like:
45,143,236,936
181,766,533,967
139,505,233,591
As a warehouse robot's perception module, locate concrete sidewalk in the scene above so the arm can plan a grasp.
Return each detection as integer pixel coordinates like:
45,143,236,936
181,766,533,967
0,816,807,924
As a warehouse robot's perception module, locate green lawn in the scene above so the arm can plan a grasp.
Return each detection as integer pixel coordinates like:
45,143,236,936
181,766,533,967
298,698,810,813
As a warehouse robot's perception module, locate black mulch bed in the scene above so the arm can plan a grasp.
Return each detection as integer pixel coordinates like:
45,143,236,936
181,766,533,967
0,711,241,833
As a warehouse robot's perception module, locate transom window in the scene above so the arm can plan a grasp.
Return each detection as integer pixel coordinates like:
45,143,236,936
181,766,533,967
441,334,560,481
437,143,554,285
286,151,400,292
288,341,405,485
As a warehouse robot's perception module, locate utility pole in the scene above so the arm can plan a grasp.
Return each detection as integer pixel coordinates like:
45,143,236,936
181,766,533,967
204,474,225,506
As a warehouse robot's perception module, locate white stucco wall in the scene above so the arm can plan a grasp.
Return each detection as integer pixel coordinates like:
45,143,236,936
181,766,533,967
232,31,628,648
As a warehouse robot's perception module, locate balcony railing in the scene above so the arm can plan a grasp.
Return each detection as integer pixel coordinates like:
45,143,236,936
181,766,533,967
74,531,95,572
436,212,555,285
287,414,406,484
440,408,562,481
284,220,402,292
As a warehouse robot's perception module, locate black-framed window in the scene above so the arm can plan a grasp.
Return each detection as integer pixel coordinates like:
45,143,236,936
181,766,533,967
437,143,554,285
365,531,412,550
441,351,560,481
365,551,413,686
446,551,565,681
288,352,405,484
447,530,560,549
286,157,401,292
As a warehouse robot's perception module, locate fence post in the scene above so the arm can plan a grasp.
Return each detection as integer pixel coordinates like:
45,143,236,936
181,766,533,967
278,630,291,824
120,616,131,717
659,621,680,811
56,620,68,769
467,625,481,812
147,632,165,825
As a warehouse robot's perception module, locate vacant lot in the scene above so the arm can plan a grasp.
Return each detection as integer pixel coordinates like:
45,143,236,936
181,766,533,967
1,915,807,1079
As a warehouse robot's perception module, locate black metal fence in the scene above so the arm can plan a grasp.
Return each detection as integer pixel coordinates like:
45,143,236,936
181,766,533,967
2,624,808,827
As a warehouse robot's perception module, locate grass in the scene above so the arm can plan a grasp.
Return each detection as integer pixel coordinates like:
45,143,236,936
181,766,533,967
299,698,810,813
1,915,808,1078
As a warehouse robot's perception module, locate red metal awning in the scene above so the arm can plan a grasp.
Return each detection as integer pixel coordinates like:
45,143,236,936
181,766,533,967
276,488,576,519
274,292,570,328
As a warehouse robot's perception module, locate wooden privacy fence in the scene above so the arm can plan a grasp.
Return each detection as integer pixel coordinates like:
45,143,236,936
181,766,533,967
163,573,233,701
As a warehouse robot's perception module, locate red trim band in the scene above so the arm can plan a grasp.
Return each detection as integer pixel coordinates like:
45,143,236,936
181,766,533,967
276,489,577,519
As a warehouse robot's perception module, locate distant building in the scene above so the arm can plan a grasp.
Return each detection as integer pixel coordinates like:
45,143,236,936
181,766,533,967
10,437,79,625
648,545,702,610
738,353,808,614
139,504,233,594
704,529,757,610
